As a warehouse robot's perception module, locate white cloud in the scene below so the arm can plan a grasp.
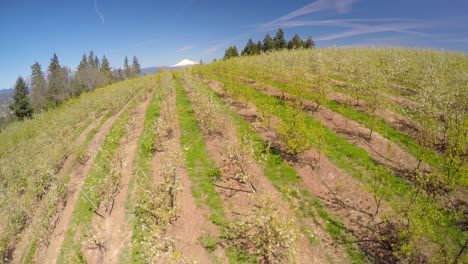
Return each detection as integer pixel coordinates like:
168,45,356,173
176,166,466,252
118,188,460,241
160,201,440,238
316,21,431,41
261,0,360,30
257,0,433,43
94,0,105,24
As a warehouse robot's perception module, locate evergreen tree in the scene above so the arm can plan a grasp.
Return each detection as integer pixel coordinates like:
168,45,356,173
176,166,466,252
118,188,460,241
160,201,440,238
263,34,275,52
223,46,239,60
30,62,48,111
288,34,304,50
256,41,263,54
100,55,112,84
124,56,131,79
78,53,88,71
241,38,258,56
273,28,287,50
47,53,64,106
303,37,315,49
58,66,73,102
132,56,141,77
88,51,95,68
94,55,100,69
9,76,33,120
116,68,124,81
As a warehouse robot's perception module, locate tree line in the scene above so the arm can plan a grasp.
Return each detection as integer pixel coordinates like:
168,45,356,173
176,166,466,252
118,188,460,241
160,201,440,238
8,52,141,120
224,28,315,60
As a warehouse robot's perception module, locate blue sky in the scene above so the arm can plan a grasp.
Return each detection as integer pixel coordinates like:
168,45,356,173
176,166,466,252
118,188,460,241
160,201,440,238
1,0,467,89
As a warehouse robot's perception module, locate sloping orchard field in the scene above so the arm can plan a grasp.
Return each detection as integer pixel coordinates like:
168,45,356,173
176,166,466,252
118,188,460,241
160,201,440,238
190,47,468,263
0,76,155,262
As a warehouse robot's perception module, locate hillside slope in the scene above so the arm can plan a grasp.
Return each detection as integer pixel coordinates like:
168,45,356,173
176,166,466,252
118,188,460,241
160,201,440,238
1,48,467,264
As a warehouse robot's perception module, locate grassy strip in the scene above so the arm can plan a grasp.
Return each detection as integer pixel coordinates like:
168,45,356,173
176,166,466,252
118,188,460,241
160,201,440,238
174,74,254,262
194,76,367,263
130,78,162,263
237,75,458,188
58,98,141,263
201,71,465,258
20,111,116,264
174,75,226,225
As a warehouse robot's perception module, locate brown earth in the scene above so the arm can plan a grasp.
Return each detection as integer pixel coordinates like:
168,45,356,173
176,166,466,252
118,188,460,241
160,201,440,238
207,79,400,262
241,77,429,175
36,101,132,264
253,76,420,138
197,80,352,263
11,113,104,264
82,92,154,264
330,78,416,106
165,86,215,264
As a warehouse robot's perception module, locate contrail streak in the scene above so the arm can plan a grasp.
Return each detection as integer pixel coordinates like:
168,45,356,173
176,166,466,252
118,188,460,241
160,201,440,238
94,0,105,24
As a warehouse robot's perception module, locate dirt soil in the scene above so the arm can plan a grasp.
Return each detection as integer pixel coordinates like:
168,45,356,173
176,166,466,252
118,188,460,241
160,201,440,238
241,77,430,175
82,92,154,264
11,113,104,263
202,80,353,263
208,79,402,262
36,102,132,264
165,87,215,264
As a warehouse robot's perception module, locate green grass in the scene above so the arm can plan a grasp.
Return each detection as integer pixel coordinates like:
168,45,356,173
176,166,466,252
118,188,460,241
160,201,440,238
131,80,161,264
58,98,141,263
20,239,36,264
234,75,459,188
193,74,367,263
174,75,226,226
200,70,466,261
176,74,261,263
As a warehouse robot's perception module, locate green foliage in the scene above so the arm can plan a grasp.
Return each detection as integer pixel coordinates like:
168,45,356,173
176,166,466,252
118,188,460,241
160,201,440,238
100,55,112,85
0,75,154,262
47,53,63,106
241,38,260,56
174,74,227,225
262,33,275,52
224,46,239,60
124,56,131,79
30,62,48,112
181,70,367,263
273,28,287,50
198,234,218,252
132,56,141,77
276,103,313,155
193,51,467,262
226,196,299,263
131,79,162,263
239,30,314,56
303,37,315,49
287,33,303,50
59,97,140,262
9,76,33,120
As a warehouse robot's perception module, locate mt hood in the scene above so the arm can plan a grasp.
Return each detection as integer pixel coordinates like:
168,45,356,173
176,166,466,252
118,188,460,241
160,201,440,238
171,59,198,67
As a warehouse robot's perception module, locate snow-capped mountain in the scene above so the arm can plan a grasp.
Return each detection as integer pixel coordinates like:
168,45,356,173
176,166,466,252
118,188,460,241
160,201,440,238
171,59,198,68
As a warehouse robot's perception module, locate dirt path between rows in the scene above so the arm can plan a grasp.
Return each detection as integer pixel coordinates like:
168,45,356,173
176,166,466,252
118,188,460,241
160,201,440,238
251,77,420,139
11,113,104,263
188,79,350,263
329,78,416,108
36,102,131,264
83,92,154,264
165,85,214,263
207,79,396,262
241,78,431,176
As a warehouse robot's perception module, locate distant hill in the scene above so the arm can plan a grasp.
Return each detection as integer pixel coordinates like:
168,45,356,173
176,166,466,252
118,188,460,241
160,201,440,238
140,59,199,76
0,89,13,116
